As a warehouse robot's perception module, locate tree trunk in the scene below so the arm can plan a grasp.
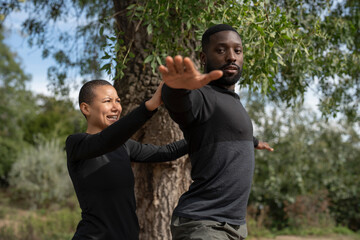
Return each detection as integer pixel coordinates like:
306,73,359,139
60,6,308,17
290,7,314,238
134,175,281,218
112,1,193,239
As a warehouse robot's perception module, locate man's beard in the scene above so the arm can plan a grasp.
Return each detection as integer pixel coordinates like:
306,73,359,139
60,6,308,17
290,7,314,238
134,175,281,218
205,62,242,86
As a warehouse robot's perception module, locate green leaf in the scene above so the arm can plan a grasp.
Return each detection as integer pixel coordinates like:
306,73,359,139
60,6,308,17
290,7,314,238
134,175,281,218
147,24,153,35
127,4,137,10
99,26,104,36
156,56,162,65
100,63,111,71
144,55,154,64
101,54,111,60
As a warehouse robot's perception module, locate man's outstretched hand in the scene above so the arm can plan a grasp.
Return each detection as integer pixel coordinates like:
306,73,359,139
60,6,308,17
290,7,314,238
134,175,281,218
256,141,274,152
159,55,223,90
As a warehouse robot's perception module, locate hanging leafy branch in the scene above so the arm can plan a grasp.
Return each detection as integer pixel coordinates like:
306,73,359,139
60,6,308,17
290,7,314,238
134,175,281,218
2,0,359,120
100,0,324,97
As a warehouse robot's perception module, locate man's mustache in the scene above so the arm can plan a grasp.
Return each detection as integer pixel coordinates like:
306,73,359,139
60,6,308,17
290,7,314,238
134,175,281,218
219,63,241,71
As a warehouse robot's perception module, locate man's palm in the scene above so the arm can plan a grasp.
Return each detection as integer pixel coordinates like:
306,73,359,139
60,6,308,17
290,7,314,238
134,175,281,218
159,56,223,90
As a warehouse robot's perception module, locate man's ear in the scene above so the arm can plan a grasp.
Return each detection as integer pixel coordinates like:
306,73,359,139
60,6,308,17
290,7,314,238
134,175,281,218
200,52,206,66
80,102,91,118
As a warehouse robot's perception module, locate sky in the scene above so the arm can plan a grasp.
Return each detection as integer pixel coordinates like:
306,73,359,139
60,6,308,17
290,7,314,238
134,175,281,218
3,10,319,109
4,13,53,94
3,10,85,103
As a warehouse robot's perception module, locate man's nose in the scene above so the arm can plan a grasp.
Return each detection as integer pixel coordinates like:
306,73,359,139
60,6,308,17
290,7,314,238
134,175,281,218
226,50,236,63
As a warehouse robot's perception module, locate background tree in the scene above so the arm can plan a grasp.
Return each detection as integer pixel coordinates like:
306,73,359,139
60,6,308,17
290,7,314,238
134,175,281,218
244,92,360,231
1,0,359,238
22,95,86,145
0,26,35,185
0,25,86,187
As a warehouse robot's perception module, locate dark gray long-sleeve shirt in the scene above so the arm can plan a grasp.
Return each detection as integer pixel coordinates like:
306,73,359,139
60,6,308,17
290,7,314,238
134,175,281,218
162,84,257,225
66,102,187,240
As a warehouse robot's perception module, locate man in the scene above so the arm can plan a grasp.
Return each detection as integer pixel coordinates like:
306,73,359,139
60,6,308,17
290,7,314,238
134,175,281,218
159,24,273,240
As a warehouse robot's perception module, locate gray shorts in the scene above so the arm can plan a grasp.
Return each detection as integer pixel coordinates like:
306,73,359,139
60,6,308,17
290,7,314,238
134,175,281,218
170,215,248,240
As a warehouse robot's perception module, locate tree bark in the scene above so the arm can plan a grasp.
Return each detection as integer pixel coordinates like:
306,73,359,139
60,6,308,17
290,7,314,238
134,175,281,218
112,1,193,239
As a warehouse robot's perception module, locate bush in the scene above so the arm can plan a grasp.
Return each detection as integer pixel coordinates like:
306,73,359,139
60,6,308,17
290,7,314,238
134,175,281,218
329,183,360,231
0,137,22,186
9,139,73,208
283,191,334,229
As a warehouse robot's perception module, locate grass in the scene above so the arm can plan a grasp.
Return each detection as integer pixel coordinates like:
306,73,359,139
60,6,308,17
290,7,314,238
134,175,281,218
247,226,360,240
1,189,359,240
0,189,81,240
246,213,360,240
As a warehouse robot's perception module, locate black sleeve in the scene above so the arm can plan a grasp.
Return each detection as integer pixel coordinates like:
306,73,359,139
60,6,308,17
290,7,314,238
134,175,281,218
125,139,188,163
161,84,214,127
66,102,157,162
253,136,259,148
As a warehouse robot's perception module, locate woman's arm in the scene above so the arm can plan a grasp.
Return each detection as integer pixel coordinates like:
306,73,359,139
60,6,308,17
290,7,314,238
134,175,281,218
125,139,188,163
66,102,157,162
67,81,165,162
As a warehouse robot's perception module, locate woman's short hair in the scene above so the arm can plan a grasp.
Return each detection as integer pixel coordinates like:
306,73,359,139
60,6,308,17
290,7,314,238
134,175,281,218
78,79,112,106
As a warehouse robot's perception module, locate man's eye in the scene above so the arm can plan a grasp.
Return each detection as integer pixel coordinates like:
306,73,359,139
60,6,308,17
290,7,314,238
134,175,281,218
217,49,225,53
235,49,242,54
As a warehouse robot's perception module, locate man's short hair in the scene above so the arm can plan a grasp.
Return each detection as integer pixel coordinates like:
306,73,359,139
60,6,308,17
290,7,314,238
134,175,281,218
201,24,240,52
78,79,112,106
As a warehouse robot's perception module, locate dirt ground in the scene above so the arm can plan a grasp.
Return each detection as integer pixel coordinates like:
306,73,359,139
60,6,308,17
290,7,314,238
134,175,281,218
254,236,357,240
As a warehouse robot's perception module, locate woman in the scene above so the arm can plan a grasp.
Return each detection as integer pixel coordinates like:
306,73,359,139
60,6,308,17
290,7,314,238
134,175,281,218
65,79,187,240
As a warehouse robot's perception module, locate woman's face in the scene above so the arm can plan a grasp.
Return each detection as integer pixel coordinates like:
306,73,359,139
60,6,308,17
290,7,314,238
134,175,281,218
85,85,122,133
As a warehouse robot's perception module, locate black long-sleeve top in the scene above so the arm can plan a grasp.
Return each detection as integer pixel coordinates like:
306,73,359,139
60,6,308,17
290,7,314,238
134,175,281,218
65,102,187,240
162,84,258,226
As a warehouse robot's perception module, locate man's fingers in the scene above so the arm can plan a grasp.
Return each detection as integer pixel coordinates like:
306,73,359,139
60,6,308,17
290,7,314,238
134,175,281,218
165,56,177,74
174,55,184,74
207,70,223,81
183,57,198,74
158,65,169,75
198,70,223,86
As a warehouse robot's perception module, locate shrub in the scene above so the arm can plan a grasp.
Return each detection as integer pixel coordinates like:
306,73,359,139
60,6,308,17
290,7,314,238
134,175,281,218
329,183,360,231
9,139,73,208
0,137,22,186
283,190,334,229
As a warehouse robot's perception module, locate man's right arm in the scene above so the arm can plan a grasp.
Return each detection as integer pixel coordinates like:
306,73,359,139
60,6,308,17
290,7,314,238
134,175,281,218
161,84,203,127
159,56,222,127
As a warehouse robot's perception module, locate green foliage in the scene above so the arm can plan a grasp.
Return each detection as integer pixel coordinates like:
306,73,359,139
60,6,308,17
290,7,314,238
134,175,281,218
0,26,85,183
0,26,30,88
22,95,86,144
0,89,85,183
102,0,316,97
0,138,21,184
245,92,360,230
9,139,73,208
1,0,110,94
271,0,360,122
0,26,35,182
2,0,358,119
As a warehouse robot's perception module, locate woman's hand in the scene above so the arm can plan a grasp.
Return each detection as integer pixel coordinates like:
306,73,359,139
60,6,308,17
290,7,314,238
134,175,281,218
145,81,164,111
